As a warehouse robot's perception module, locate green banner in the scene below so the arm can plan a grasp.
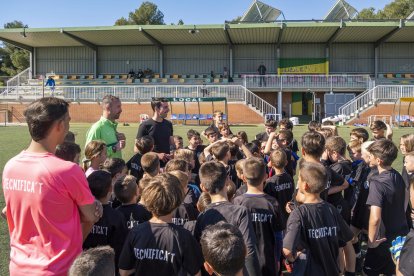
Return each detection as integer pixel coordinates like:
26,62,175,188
278,58,328,74
161,97,227,102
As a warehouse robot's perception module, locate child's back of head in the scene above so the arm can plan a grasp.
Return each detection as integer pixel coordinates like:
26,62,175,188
102,158,126,179
87,170,113,200
270,149,287,170
301,131,325,159
165,159,190,173
211,142,230,161
243,157,266,187
200,222,246,276
114,175,138,204
197,192,212,213
142,173,184,217
299,161,327,195
308,120,321,132
199,161,227,194
141,152,160,177
325,136,347,157
69,246,115,276
169,170,189,192
174,149,194,168
55,142,81,163
135,135,154,154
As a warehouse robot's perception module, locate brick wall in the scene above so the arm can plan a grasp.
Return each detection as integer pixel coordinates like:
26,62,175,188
4,102,264,124
348,103,395,125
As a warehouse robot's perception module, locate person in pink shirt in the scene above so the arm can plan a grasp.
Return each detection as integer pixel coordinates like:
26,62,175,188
2,97,103,276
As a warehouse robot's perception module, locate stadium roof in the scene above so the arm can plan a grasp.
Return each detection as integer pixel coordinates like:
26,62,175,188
0,21,413,50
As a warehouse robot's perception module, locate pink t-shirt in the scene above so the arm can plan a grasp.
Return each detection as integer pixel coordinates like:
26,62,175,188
85,166,96,178
2,151,95,276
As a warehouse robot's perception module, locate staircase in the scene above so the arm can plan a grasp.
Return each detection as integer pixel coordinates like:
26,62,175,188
244,87,278,119
338,85,414,123
1,68,31,97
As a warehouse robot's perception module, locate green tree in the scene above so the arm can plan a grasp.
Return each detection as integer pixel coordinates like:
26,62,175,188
177,19,184,25
229,16,242,23
115,2,165,25
358,0,414,19
0,21,30,77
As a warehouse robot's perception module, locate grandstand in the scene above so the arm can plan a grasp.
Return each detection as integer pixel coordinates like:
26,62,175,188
0,19,414,124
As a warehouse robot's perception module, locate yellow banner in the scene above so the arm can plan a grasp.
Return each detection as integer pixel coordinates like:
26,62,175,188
278,62,328,74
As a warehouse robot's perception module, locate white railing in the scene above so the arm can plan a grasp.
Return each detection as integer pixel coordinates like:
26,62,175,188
244,87,277,116
338,85,414,119
244,74,371,91
0,86,6,95
6,68,31,94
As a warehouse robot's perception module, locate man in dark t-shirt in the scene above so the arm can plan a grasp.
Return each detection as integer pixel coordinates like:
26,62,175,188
136,98,174,167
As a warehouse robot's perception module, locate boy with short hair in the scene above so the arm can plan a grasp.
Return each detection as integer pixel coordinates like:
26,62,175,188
264,129,295,177
264,149,295,223
83,170,128,272
126,136,154,181
363,139,408,276
173,135,184,150
204,126,219,144
350,128,369,143
114,175,152,230
141,152,160,178
255,119,277,142
55,141,81,164
369,120,393,141
283,161,355,276
118,173,203,276
195,161,261,276
233,157,284,276
201,222,246,276
185,129,206,184
102,158,127,209
69,246,115,276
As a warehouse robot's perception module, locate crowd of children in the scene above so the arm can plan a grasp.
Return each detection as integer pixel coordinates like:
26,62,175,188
7,98,414,276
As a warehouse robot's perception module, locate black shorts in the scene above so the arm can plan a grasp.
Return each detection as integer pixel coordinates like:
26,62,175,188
363,241,395,276
331,199,351,225
351,190,370,230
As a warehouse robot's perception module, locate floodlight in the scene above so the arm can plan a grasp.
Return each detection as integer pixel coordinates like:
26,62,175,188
240,0,282,22
324,0,357,21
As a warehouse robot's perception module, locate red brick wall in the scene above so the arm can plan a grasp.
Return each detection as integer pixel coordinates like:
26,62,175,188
5,102,264,124
349,103,395,125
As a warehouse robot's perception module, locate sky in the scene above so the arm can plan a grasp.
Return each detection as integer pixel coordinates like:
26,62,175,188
1,0,393,28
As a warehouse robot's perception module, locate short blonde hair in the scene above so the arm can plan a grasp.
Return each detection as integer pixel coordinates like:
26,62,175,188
174,149,194,165
168,170,189,190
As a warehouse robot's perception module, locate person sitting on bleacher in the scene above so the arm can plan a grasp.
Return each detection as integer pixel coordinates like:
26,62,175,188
137,69,144,80
128,69,135,79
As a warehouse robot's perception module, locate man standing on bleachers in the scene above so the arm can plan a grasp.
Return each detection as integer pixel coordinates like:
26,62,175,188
86,95,126,159
257,62,267,87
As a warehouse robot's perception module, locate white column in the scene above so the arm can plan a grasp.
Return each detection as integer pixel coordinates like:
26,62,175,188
278,91,282,117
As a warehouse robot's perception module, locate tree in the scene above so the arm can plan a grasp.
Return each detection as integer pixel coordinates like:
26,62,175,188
229,16,242,23
177,19,184,25
0,21,30,77
358,0,414,19
115,2,165,25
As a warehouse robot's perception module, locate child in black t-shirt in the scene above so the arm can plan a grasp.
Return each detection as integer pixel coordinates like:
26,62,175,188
201,222,246,276
264,129,295,178
169,170,198,227
126,136,154,181
185,129,206,183
323,136,352,223
55,141,81,163
141,152,160,179
83,171,128,273
234,159,248,197
283,161,355,276
233,157,284,276
364,139,409,276
115,175,152,231
264,149,295,223
118,173,203,276
102,158,127,209
166,159,198,208
173,149,202,198
195,161,261,276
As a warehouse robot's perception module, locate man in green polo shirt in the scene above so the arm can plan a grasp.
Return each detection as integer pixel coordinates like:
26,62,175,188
86,95,126,158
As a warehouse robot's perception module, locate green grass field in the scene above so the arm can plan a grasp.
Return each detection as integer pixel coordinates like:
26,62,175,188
0,123,412,274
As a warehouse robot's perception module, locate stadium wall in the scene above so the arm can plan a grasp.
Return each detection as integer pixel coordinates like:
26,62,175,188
330,43,374,74
233,44,276,74
379,43,414,73
4,102,264,124
164,45,229,75
98,46,159,74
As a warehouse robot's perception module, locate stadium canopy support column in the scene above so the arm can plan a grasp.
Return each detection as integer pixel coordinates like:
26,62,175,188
229,48,233,78
225,98,228,125
159,48,164,78
184,101,187,125
197,100,201,126
30,51,34,78
278,91,282,117
93,50,97,79
374,47,379,79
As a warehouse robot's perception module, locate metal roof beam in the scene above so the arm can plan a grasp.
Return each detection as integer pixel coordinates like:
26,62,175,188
276,23,285,48
60,29,97,51
375,19,404,48
0,37,33,52
223,24,233,48
326,20,344,46
139,27,162,49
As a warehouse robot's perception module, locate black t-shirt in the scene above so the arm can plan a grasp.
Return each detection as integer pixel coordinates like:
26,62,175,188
399,229,414,276
172,203,199,227
126,153,144,181
119,222,203,275
264,172,295,222
321,167,345,205
116,204,152,230
233,194,284,276
83,204,128,268
194,201,261,276
136,118,173,154
290,138,299,153
283,201,353,276
366,169,409,240
258,65,267,75
284,148,295,178
235,184,247,197
183,188,198,209
227,160,239,188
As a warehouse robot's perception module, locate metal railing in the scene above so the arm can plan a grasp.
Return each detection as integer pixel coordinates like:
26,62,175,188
244,87,277,116
338,85,414,119
0,86,6,95
244,74,371,91
5,68,31,95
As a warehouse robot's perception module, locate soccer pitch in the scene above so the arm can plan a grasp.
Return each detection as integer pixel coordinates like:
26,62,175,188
0,123,411,275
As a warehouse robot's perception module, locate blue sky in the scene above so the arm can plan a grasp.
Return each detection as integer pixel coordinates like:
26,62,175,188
1,0,392,28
